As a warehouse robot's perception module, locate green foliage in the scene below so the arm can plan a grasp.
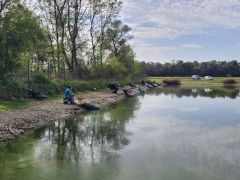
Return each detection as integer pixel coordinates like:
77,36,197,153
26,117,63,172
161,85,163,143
0,74,60,100
223,79,236,84
143,60,240,77
162,79,181,85
29,73,60,96
31,73,51,84
105,20,134,58
95,48,142,80
0,4,47,80
0,79,27,100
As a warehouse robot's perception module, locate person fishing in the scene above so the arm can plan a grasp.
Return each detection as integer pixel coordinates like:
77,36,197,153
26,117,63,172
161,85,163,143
141,80,145,86
111,81,118,93
64,85,76,104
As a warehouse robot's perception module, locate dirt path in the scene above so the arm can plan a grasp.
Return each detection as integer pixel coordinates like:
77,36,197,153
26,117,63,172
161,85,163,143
0,86,145,145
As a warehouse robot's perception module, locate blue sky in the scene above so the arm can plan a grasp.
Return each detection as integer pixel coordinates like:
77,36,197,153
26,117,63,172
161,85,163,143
120,0,240,63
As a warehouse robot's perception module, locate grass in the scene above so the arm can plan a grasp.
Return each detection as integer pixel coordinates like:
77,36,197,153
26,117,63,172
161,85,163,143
0,99,34,110
0,95,63,110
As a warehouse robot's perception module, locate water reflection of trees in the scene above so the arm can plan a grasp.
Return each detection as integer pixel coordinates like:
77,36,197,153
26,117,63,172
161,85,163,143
147,86,240,99
32,96,141,166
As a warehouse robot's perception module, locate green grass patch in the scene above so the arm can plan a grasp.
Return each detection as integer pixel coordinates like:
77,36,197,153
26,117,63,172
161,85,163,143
0,95,63,110
0,104,7,110
0,99,33,110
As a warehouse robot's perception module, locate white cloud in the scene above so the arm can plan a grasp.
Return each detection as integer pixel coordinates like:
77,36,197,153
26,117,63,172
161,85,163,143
179,107,201,111
144,0,152,3
235,108,240,114
132,44,177,62
180,44,203,49
120,0,240,62
133,27,184,39
121,0,240,39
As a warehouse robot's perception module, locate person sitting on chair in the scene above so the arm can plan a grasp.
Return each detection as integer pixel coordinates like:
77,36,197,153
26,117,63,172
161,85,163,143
111,82,118,93
64,85,76,104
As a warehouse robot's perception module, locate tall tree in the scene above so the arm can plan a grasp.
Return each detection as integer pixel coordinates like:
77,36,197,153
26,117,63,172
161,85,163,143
105,20,133,59
87,0,122,67
0,4,46,80
175,60,184,76
183,62,193,76
65,0,89,77
227,60,239,76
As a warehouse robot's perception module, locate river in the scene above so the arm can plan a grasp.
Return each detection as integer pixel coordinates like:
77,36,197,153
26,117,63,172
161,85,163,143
0,86,240,180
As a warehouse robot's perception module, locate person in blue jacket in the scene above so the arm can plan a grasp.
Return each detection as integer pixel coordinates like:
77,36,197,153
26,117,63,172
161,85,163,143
64,85,76,104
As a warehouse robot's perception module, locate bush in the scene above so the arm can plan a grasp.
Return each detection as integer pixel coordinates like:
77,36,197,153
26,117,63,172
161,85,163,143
223,79,236,84
29,73,60,96
0,81,27,100
162,79,181,85
31,73,52,84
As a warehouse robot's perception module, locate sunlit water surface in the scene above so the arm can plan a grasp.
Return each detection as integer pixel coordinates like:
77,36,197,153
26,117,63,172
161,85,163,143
1,86,240,180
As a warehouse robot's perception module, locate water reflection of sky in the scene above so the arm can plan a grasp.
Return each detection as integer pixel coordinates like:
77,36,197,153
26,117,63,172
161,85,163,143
122,89,240,179
137,92,240,128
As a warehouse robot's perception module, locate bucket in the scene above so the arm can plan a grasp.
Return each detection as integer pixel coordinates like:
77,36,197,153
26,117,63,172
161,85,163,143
77,97,86,105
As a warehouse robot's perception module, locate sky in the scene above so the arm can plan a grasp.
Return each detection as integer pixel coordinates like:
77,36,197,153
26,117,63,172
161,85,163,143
120,0,240,63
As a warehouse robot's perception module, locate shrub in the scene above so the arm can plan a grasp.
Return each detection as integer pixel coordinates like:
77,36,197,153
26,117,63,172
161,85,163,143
29,73,60,96
0,81,27,100
162,79,181,85
223,79,236,84
30,73,52,84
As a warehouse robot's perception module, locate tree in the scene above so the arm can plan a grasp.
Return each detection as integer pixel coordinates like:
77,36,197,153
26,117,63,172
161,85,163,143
0,4,46,80
183,62,193,76
154,62,163,76
0,0,18,15
175,60,184,76
192,60,200,75
227,60,239,76
105,20,133,59
87,0,122,67
25,0,138,80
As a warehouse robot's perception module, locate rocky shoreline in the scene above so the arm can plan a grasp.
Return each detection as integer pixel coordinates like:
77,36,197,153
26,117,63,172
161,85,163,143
0,87,145,145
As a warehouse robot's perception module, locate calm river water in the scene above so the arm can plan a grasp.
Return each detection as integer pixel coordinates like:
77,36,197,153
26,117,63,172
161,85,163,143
1,86,240,180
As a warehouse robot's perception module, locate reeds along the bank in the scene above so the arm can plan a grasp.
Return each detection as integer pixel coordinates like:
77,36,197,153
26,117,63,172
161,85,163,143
162,79,181,85
223,79,236,84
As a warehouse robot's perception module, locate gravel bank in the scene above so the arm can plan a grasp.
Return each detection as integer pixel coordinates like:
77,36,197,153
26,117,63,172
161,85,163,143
0,87,146,145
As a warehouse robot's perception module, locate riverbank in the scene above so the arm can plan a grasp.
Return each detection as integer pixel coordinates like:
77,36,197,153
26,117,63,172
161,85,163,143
0,86,147,145
1,82,240,145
